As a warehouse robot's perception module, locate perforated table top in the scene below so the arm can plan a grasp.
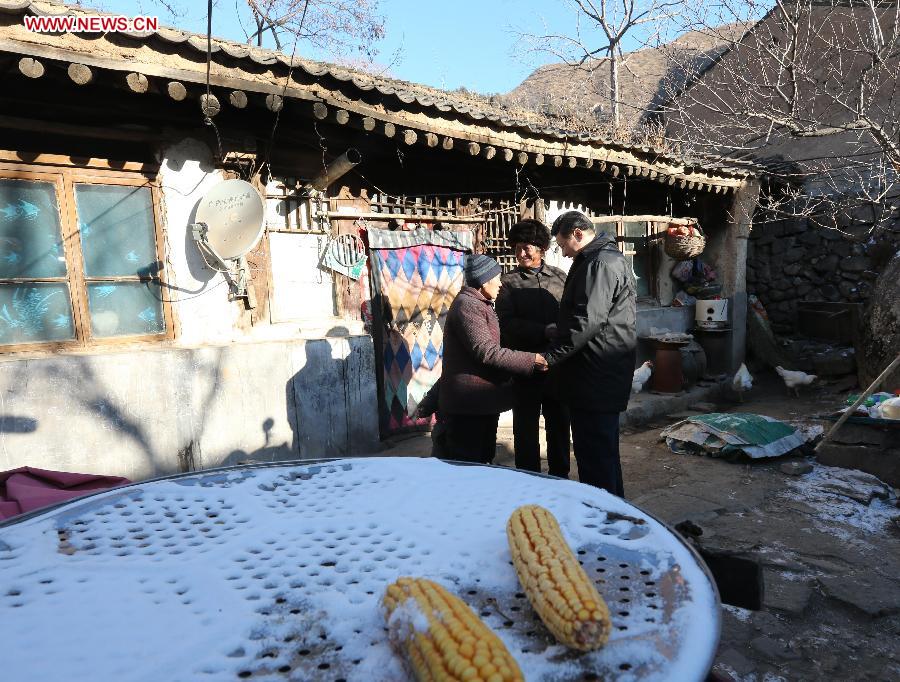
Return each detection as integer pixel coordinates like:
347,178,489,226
0,457,719,681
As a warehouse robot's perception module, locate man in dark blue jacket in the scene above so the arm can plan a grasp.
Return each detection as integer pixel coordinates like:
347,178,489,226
541,211,636,496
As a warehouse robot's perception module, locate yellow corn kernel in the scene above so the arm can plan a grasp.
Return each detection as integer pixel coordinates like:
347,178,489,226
507,505,612,651
383,577,525,682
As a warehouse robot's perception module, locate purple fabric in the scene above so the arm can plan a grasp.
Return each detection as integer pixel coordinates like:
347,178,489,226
0,467,130,521
439,287,535,415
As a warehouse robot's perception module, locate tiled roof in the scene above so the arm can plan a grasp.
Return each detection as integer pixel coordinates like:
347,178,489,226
0,0,758,184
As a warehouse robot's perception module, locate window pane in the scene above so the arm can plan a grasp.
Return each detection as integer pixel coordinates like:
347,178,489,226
0,283,74,344
75,185,159,277
623,221,646,238
632,253,651,298
0,179,66,278
87,282,165,338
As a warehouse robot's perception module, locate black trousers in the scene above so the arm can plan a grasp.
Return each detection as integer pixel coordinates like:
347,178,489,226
570,409,624,496
444,413,500,464
512,381,571,478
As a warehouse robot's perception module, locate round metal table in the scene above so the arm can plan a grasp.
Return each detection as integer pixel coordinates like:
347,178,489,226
0,458,720,681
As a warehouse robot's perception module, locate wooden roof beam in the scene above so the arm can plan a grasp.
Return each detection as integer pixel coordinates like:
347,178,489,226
18,57,44,79
67,63,93,85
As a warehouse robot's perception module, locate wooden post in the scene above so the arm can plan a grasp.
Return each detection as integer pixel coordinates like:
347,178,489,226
362,116,376,131
67,63,93,85
335,109,350,125
18,58,44,79
228,90,247,108
441,136,454,150
818,352,900,451
383,122,396,138
167,81,188,101
425,132,439,147
266,94,283,112
402,129,417,145
200,93,220,117
126,72,149,93
467,142,480,156
312,102,328,120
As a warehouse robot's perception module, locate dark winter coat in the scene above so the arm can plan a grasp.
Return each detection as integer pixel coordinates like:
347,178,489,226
544,232,637,412
439,287,535,415
495,263,568,353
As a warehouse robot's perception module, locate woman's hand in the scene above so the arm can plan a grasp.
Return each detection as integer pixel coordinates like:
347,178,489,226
534,354,549,372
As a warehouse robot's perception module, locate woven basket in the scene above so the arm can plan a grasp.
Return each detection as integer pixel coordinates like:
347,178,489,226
664,224,706,260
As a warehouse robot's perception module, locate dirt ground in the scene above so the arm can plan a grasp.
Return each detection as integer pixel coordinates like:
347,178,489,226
382,371,900,681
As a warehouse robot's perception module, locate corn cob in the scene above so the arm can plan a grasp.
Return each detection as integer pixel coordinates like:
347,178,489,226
506,505,611,651
383,577,524,682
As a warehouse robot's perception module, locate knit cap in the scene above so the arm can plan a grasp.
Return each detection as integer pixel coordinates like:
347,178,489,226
464,253,502,288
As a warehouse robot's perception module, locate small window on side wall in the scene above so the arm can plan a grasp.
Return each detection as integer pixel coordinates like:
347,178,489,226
619,220,655,300
0,165,170,352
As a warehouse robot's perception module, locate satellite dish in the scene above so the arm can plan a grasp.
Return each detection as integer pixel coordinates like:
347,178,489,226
191,179,265,302
194,179,265,260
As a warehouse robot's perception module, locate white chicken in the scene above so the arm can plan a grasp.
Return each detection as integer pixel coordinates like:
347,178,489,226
732,363,753,402
775,366,817,397
632,361,654,394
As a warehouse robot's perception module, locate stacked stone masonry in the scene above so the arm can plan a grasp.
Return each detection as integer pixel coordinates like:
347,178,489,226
746,209,900,334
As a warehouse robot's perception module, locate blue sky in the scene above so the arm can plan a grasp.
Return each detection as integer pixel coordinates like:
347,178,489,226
93,0,645,94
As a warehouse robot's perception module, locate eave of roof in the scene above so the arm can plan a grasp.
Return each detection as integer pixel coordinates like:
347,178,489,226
0,0,757,188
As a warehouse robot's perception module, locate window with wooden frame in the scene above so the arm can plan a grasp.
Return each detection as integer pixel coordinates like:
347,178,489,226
0,159,172,352
592,216,669,303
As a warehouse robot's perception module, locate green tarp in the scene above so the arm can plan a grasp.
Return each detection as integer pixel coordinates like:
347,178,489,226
661,413,809,459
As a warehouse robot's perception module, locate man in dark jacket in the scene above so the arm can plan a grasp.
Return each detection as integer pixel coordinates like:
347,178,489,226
439,254,545,464
495,219,571,478
542,211,636,496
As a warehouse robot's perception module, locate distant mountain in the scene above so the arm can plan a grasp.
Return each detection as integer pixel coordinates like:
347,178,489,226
503,23,750,132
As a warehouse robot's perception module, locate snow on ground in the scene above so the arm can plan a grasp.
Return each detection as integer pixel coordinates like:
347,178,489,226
781,463,899,539
0,458,720,681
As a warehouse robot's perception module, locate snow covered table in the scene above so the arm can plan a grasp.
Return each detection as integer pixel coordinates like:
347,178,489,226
0,458,720,681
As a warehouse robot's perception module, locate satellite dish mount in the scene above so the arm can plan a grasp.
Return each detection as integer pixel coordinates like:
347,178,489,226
190,179,265,304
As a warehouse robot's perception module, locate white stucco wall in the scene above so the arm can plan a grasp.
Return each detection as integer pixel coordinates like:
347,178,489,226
157,138,240,345
157,137,349,344
0,138,380,482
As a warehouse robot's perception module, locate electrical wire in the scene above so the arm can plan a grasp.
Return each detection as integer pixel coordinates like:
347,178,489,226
202,0,223,162
257,1,310,181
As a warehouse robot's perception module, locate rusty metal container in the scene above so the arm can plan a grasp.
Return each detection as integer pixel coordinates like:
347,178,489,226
648,338,688,393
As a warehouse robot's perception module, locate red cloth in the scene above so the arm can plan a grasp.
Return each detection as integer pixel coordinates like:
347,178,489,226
0,467,130,521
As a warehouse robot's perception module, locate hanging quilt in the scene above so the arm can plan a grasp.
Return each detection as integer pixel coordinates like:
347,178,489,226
368,227,472,436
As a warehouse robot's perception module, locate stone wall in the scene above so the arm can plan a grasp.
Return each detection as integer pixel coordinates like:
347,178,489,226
746,210,900,334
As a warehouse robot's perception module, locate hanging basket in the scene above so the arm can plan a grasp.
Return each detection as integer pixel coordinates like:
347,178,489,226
664,223,706,260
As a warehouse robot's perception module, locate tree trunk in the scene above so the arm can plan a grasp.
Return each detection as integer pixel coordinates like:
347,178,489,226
610,51,620,129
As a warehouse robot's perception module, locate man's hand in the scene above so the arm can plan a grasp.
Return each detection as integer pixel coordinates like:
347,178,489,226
544,323,558,340
534,354,549,372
